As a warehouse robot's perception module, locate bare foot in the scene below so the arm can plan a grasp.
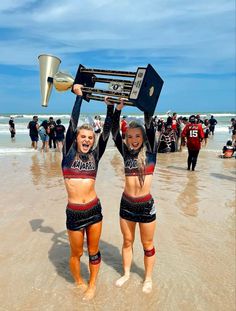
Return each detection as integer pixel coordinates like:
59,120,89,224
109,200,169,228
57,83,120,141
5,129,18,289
115,274,130,287
142,279,152,294
82,285,96,301
76,281,88,292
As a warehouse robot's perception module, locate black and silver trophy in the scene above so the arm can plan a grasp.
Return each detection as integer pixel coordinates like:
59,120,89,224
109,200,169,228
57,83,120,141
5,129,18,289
38,54,164,115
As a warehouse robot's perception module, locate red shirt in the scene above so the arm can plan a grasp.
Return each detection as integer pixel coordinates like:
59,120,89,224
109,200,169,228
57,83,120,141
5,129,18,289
172,118,177,131
181,123,204,150
121,119,128,135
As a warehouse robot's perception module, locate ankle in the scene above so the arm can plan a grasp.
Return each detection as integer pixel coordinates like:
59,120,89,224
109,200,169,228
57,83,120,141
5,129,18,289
124,271,130,277
88,282,96,288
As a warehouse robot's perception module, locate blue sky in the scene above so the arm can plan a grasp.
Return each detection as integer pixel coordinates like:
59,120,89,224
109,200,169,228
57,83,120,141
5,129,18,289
0,0,235,114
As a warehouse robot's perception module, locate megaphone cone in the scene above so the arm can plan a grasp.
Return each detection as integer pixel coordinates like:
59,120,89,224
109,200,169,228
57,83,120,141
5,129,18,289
38,54,61,107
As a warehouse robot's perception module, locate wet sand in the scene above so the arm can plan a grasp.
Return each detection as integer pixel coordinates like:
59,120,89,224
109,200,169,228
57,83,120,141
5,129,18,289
0,139,235,311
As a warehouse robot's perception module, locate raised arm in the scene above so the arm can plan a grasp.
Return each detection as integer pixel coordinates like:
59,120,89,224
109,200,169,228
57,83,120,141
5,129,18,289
63,84,83,156
111,99,124,155
96,103,114,159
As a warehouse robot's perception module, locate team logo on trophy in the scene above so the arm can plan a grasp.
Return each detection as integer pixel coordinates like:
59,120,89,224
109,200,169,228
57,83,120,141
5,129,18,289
38,54,164,115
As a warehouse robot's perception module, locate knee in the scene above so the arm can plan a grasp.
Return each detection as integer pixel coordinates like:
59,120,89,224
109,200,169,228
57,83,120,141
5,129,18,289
141,239,154,251
87,245,99,256
123,237,134,249
70,249,83,259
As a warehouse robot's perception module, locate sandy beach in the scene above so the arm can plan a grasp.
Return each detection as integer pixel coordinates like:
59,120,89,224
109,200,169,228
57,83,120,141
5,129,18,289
0,136,235,311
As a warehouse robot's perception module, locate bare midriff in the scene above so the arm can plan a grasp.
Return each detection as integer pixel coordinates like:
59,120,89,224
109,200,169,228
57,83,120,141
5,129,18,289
64,178,97,204
124,174,153,197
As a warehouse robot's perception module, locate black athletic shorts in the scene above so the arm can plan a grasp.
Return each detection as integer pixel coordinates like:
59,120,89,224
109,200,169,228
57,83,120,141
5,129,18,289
66,197,102,231
120,192,156,223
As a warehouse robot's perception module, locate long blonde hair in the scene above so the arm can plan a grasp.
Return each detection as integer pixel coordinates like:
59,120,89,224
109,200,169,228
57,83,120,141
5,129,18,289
125,121,147,187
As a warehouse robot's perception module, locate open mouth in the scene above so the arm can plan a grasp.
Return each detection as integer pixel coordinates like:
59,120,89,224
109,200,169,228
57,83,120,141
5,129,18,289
82,143,90,151
131,143,140,149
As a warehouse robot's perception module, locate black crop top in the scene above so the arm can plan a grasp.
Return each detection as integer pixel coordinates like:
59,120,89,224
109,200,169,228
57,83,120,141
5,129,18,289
62,96,114,179
112,109,157,176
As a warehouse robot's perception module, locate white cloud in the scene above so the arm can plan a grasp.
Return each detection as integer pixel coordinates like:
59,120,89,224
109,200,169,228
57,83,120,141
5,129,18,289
0,0,36,11
0,0,234,76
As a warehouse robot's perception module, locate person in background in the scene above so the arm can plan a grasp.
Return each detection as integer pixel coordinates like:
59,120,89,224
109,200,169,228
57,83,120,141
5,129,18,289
158,124,177,153
9,117,16,139
202,118,210,146
229,118,236,143
38,120,50,152
176,116,186,151
179,117,188,151
220,140,235,158
209,115,218,135
196,114,203,124
93,115,102,134
55,119,66,152
62,85,114,300
171,112,178,132
166,112,177,130
166,111,172,126
27,116,39,149
48,117,57,149
110,98,158,294
157,118,165,134
120,115,128,139
152,116,158,131
181,115,204,171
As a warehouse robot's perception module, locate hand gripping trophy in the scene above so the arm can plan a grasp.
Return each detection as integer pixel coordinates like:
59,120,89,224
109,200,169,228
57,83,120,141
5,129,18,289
38,54,164,115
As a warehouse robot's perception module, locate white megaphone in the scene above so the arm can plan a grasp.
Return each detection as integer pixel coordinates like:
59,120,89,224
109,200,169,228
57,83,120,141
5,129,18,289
38,54,75,107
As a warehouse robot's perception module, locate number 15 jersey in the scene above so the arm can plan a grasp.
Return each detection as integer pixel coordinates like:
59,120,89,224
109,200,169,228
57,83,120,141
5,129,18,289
181,123,204,150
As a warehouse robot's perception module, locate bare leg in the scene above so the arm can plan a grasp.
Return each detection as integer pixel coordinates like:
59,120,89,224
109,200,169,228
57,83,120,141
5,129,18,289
83,221,102,300
139,220,156,293
32,141,37,150
116,219,136,287
57,141,63,152
67,229,87,291
59,141,63,152
45,141,49,152
56,141,61,152
41,141,45,152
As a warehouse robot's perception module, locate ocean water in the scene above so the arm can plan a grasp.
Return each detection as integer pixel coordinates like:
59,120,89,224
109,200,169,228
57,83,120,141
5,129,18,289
0,112,235,155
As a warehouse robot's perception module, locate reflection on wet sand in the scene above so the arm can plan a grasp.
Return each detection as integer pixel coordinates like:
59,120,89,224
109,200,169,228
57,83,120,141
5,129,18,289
30,152,62,187
176,173,199,217
110,153,124,179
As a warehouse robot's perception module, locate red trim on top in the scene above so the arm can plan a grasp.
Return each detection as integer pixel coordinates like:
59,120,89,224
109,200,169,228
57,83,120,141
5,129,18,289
63,174,96,180
62,168,96,180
